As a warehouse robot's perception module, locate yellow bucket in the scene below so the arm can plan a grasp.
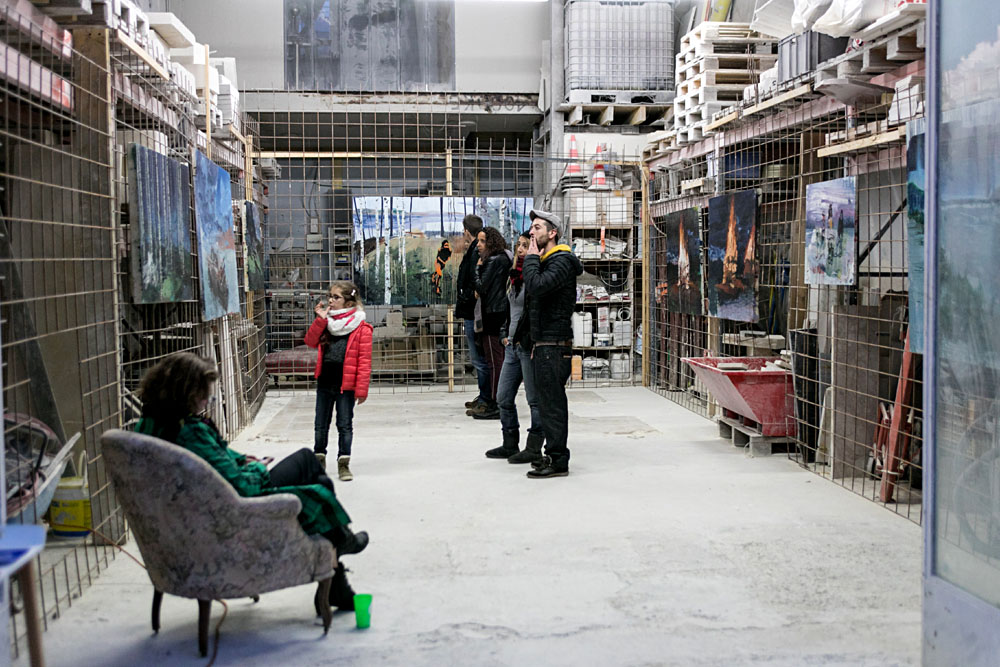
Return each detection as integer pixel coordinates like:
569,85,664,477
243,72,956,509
49,454,92,538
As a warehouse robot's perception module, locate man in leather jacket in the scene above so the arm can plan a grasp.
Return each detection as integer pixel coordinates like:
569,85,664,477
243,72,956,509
514,209,583,478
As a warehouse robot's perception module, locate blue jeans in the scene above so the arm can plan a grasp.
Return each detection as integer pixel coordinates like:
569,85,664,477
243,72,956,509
497,342,544,437
464,318,490,400
314,387,355,457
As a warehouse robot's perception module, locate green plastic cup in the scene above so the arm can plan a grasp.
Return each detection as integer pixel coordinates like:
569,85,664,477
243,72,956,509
354,594,372,629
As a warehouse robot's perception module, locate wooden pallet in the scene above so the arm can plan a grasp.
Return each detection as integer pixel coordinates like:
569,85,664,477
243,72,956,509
676,121,707,146
679,21,774,52
813,16,925,87
675,83,745,111
642,129,679,162
675,101,730,127
717,415,796,457
679,40,776,66
677,53,778,83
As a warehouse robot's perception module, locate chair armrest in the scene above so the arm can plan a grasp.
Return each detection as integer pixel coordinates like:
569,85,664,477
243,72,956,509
239,494,302,520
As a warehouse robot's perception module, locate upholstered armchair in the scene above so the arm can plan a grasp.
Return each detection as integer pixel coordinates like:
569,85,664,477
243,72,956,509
100,429,337,656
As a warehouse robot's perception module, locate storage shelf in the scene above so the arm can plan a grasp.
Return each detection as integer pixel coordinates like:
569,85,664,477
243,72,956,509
573,345,632,351
577,298,631,305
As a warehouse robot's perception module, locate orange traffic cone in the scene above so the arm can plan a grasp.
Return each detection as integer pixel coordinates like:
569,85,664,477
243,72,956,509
566,134,582,175
589,144,609,191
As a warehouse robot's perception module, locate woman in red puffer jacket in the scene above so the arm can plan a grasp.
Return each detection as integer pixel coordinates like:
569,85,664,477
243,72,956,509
304,281,373,482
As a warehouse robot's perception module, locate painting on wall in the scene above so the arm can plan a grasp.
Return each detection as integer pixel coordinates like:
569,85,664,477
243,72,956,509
244,200,265,291
906,121,926,354
659,207,703,315
351,196,533,306
805,176,857,286
126,143,193,303
194,150,239,321
707,190,757,322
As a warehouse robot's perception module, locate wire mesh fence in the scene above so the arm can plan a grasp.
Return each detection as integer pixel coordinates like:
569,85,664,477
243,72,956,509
646,55,926,523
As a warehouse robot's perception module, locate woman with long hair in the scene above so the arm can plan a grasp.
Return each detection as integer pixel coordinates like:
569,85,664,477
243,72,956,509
470,226,512,420
135,352,367,611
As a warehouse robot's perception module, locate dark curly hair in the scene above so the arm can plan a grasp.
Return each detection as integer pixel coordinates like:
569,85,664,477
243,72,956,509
479,226,508,258
137,353,218,436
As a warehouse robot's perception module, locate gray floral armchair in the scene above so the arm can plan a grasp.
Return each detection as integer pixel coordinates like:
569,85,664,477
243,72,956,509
100,429,337,656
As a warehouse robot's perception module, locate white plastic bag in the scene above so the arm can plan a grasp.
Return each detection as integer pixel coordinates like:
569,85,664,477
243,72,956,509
791,0,834,33
812,0,895,38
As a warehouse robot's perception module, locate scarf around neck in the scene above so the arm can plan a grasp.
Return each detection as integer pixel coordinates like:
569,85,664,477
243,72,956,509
326,307,366,337
509,255,524,294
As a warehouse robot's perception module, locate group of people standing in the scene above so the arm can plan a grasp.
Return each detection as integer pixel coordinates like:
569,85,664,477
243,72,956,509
456,210,583,479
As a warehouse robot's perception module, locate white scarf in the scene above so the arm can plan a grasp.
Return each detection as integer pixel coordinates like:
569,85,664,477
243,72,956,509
326,307,366,336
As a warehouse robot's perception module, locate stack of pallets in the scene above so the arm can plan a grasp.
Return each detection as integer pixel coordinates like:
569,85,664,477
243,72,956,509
674,22,777,144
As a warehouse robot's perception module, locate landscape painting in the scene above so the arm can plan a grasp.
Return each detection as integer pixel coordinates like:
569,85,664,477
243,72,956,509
661,207,703,315
126,143,193,303
707,190,757,322
194,150,239,321
352,196,533,305
244,200,265,291
805,176,857,286
906,121,925,353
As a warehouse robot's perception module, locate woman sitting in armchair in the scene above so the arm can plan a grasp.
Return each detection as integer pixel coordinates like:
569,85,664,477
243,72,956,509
135,352,367,611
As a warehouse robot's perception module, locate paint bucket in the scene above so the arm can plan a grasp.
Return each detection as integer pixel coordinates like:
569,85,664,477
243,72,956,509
49,453,92,538
593,333,613,347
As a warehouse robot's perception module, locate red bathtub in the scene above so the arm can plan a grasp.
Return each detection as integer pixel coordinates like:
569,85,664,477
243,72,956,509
683,356,796,437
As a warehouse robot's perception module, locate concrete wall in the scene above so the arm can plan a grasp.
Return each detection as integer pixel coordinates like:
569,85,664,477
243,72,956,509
166,0,545,92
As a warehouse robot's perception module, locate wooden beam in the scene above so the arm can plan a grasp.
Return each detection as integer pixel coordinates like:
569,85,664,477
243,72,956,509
817,126,905,157
599,105,614,126
743,84,812,117
628,106,646,125
705,109,738,131
114,28,169,80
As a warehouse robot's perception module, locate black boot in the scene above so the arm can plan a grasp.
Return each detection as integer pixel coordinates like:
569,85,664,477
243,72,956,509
527,458,568,478
329,525,369,556
329,562,356,611
471,400,500,420
508,433,544,464
485,430,519,459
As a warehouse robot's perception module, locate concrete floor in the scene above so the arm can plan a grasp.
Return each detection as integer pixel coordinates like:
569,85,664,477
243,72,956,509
24,388,922,666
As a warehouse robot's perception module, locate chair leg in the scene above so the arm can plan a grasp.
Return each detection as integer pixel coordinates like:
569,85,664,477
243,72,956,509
152,590,164,633
198,599,211,657
316,578,333,634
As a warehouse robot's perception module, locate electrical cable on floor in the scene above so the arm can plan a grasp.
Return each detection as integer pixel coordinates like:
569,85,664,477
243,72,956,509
57,525,229,667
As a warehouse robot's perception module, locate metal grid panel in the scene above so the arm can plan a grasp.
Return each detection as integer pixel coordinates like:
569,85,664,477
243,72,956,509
648,77,925,523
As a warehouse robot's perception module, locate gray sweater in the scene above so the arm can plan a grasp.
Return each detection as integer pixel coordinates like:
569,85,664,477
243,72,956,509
504,279,525,342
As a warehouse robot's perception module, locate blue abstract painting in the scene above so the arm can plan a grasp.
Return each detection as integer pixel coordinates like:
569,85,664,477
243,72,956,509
805,176,857,286
194,150,239,321
126,144,193,303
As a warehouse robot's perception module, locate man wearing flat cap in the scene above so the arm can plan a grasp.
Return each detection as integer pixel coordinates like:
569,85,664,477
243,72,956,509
511,209,583,478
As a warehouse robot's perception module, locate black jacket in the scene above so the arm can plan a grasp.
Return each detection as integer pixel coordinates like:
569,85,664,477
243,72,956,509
475,251,512,335
455,243,480,320
514,245,583,346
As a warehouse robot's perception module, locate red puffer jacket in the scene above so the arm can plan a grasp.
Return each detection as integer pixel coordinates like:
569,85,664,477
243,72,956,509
303,316,373,399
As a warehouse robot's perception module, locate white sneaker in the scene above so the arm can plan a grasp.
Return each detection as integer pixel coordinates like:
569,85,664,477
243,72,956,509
338,456,353,481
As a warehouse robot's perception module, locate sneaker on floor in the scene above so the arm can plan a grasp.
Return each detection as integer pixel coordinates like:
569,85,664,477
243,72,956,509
338,455,353,481
466,401,492,417
527,463,568,479
315,453,327,469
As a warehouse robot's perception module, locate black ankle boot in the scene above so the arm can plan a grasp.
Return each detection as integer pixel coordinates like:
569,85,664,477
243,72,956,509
331,525,369,556
508,433,544,464
329,562,356,611
485,430,519,459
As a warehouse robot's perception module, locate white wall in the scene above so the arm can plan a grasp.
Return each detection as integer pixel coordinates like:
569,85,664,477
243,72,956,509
167,0,285,89
167,0,545,93
454,0,548,92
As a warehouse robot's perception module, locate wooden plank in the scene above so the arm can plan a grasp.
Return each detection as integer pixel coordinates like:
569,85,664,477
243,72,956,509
880,332,913,503
628,106,646,125
114,28,169,80
599,105,614,126
705,109,739,131
743,83,812,116
817,126,905,157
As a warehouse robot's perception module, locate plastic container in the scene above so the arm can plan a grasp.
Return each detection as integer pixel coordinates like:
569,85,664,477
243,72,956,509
610,353,631,380
572,311,593,347
49,454,92,537
777,31,849,84
593,333,613,348
571,355,583,380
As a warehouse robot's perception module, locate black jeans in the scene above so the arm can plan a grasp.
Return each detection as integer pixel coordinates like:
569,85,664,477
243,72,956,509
268,448,336,494
314,387,356,457
533,345,572,469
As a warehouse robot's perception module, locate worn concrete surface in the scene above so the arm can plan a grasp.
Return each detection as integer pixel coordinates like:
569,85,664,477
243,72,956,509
23,388,922,666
